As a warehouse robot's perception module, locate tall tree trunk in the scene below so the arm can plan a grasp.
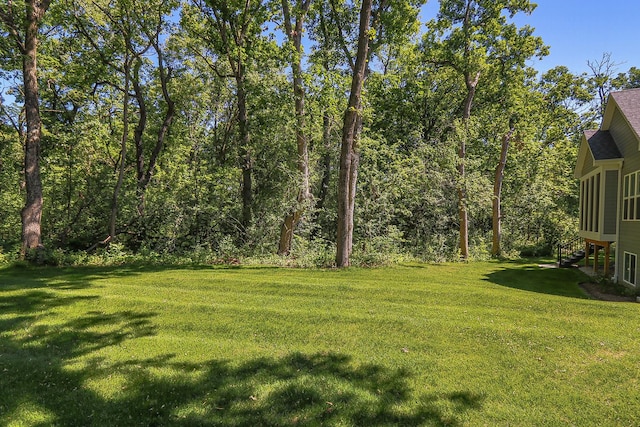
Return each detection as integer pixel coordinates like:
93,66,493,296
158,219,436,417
237,71,252,235
336,0,373,267
492,125,515,257
143,44,175,192
134,40,175,220
132,58,148,217
109,57,131,241
205,1,259,243
278,0,312,255
17,0,50,255
458,71,480,260
310,110,333,240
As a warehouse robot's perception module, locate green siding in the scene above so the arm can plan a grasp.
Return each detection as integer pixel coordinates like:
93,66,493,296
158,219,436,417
612,110,640,169
617,224,640,285
581,150,597,176
604,170,618,235
612,108,640,285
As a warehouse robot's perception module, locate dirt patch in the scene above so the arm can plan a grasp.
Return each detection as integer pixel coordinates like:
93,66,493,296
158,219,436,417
579,282,637,302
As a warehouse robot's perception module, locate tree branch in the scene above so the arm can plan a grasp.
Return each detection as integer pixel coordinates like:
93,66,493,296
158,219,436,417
0,3,26,53
328,0,355,71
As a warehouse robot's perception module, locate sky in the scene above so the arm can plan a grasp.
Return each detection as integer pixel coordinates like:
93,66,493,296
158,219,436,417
420,0,640,76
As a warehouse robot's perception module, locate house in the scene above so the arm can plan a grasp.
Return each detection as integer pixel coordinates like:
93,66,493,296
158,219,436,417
574,88,640,288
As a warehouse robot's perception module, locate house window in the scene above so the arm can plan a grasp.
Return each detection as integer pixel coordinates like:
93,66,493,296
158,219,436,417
580,172,600,232
623,172,640,221
623,252,637,286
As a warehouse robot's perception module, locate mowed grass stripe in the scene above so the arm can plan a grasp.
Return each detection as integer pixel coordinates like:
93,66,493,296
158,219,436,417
1,260,639,426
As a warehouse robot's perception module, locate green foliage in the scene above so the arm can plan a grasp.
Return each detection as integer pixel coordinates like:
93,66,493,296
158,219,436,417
0,123,22,246
613,66,640,90
0,0,624,264
287,236,335,267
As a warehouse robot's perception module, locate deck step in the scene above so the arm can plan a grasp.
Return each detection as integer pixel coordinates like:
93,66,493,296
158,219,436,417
559,251,586,268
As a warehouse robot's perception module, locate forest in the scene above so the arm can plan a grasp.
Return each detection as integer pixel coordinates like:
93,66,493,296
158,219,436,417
1,0,639,267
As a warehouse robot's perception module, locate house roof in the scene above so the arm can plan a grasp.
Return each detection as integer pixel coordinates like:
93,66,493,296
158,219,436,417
602,88,640,141
585,129,622,160
575,88,640,178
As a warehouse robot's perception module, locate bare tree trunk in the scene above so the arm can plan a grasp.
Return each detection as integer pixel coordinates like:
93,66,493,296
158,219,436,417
492,125,515,257
8,0,51,255
237,71,252,235
346,134,360,255
135,38,175,219
457,71,480,260
204,2,258,243
109,56,131,241
312,12,335,231
21,11,43,253
133,59,147,188
143,42,175,192
132,58,148,217
278,0,312,255
336,0,372,267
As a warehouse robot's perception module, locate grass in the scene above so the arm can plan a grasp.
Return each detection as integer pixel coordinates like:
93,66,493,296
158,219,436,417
0,259,639,426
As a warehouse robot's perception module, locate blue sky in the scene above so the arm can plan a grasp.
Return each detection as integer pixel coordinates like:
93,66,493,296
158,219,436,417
421,0,640,75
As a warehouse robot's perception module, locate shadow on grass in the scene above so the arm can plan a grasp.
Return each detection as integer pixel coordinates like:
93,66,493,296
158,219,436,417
0,264,156,291
0,269,484,426
483,262,588,299
0,263,282,292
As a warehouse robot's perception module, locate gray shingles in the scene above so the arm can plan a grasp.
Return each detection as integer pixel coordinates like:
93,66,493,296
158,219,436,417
585,89,640,161
611,88,640,137
586,129,622,160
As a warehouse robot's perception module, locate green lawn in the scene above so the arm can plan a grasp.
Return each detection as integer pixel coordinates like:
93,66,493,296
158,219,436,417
1,260,639,426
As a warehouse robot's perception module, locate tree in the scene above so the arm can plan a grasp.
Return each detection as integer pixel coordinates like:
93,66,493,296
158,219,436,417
489,31,547,256
334,0,373,267
332,0,425,267
423,0,545,259
365,44,462,258
0,102,24,245
277,0,313,256
498,67,590,252
132,5,177,220
0,0,51,255
612,66,640,90
73,0,179,245
73,0,145,243
586,52,624,120
188,0,272,239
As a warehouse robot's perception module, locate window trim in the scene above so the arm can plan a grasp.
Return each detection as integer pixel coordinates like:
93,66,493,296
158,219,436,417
622,171,640,221
579,170,602,232
623,252,637,286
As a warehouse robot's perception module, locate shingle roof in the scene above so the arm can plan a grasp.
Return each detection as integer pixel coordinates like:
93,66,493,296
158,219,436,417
610,88,640,137
585,129,622,160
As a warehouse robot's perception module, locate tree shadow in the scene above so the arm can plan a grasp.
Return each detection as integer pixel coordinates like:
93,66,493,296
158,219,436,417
0,263,284,292
0,264,145,291
0,273,485,426
483,262,588,299
0,288,158,424
25,350,483,426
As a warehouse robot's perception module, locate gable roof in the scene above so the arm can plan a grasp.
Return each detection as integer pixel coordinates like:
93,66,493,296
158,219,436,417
602,88,640,142
573,89,640,178
584,129,622,160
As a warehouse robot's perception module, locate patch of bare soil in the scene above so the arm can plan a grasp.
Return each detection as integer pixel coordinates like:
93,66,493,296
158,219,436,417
579,282,636,302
